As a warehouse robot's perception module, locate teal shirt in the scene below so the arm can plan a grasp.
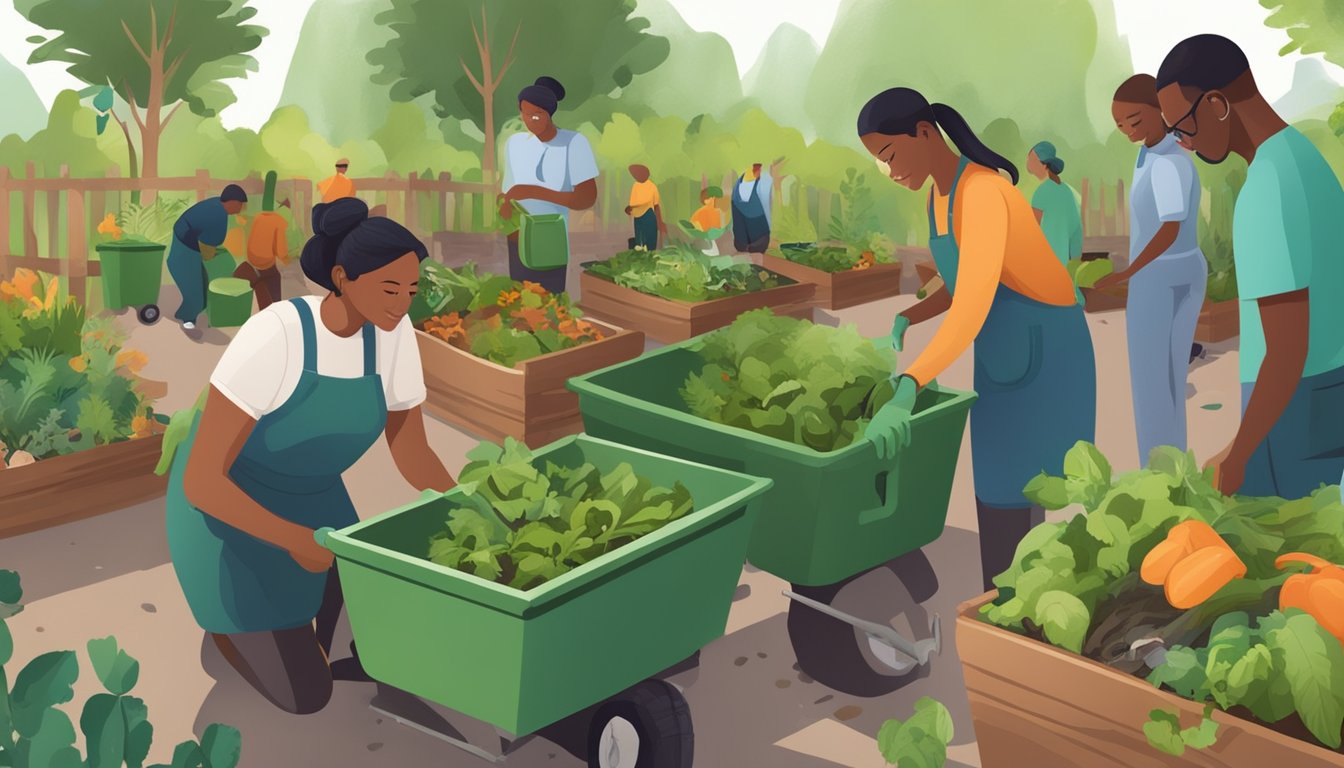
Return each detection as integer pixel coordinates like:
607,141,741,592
1233,127,1344,383
1031,179,1083,265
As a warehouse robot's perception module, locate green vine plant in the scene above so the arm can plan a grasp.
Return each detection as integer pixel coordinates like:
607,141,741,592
0,570,242,768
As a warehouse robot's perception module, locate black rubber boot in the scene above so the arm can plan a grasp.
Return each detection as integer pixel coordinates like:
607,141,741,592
976,500,1046,593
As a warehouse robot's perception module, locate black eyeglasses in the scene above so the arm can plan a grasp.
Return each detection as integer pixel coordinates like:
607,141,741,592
1165,90,1209,141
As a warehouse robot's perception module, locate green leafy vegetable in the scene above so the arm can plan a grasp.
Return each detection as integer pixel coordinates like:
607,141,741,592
426,439,696,590
678,310,897,452
1143,706,1219,756
877,696,953,767
1074,258,1115,289
585,246,792,302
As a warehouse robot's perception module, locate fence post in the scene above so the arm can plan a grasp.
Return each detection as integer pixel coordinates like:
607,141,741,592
0,166,9,259
1079,178,1091,236
406,172,420,234
438,173,451,233
62,165,88,303
195,169,211,202
22,161,38,258
1116,179,1127,237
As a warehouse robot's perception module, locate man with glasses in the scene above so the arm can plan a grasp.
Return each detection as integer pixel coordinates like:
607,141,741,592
1156,34,1344,498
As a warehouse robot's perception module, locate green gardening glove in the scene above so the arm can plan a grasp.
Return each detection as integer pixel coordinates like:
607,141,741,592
890,314,911,352
866,374,919,460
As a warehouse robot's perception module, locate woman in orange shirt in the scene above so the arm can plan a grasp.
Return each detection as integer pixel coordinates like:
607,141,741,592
858,88,1097,591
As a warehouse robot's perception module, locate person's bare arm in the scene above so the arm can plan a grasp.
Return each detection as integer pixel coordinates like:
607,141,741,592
1033,208,1044,225
386,407,456,493
183,387,331,571
900,285,952,326
1102,221,1179,285
1229,289,1310,467
506,179,598,211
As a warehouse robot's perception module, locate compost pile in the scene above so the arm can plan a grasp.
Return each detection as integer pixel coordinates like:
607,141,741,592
585,246,791,302
679,310,897,452
982,442,1344,753
426,439,695,591
416,261,604,368
772,242,893,273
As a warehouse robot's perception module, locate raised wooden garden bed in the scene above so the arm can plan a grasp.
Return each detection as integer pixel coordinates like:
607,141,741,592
1083,283,1128,313
914,259,939,287
957,594,1343,768
758,253,901,310
577,270,816,344
417,319,645,448
0,434,168,538
1195,300,1238,344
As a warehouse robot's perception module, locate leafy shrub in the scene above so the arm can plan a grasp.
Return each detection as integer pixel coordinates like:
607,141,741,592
585,246,791,302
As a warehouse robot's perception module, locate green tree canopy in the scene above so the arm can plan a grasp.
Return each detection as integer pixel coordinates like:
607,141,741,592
370,0,670,179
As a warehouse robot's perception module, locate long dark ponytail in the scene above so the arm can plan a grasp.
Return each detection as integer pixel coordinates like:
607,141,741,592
857,87,1019,184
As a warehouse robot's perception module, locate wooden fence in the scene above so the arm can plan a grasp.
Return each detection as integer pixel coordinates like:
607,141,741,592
1080,177,1130,238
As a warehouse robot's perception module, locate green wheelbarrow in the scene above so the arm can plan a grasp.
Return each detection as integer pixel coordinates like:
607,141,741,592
568,338,977,697
317,434,772,767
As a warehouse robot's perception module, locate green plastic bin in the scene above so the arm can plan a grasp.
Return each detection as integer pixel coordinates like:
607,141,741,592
207,277,254,327
95,241,164,309
321,434,772,736
517,204,569,271
567,340,976,587
204,249,237,284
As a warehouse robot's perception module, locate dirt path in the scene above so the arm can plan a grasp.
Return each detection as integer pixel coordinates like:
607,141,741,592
0,265,1242,767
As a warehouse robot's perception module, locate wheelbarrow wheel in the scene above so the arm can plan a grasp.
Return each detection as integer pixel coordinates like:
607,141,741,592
137,304,161,325
586,679,692,768
787,549,938,697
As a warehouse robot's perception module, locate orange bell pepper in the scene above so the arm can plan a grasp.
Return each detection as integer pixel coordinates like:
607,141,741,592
1140,519,1247,609
1276,553,1344,646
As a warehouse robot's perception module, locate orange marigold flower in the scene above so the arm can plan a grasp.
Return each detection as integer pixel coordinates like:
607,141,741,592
69,356,88,373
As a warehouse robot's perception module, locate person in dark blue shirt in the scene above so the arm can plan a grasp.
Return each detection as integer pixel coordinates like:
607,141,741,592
170,184,247,336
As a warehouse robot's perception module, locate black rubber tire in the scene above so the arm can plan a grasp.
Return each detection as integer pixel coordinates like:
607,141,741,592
586,679,693,768
787,549,937,697
137,304,161,325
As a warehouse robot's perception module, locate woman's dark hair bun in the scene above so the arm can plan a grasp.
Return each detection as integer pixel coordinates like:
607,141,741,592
301,198,427,293
534,76,566,102
313,197,368,239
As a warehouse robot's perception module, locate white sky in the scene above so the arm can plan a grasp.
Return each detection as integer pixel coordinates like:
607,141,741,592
0,0,1336,131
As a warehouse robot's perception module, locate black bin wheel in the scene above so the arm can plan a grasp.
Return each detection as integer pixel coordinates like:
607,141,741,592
137,304,161,325
586,679,692,768
787,549,938,697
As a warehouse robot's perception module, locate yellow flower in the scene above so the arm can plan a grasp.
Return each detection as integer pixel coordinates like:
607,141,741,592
497,289,521,308
1,268,39,302
115,348,149,375
130,414,152,439
69,356,88,373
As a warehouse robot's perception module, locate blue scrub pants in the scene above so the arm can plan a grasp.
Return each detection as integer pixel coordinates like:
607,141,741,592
1241,364,1344,499
167,237,208,324
1126,251,1206,466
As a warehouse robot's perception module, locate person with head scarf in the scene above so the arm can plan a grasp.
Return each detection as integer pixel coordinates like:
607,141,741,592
499,76,599,293
1026,141,1083,269
165,197,455,714
1096,74,1208,469
1156,35,1344,498
625,164,666,250
857,87,1096,591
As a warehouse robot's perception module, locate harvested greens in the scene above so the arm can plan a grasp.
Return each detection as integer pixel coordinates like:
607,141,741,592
984,442,1344,752
679,310,897,452
426,439,696,591
584,246,791,302
417,261,604,368
772,239,895,273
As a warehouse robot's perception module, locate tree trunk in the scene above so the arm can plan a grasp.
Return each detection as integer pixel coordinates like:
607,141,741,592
483,91,497,183
141,52,165,204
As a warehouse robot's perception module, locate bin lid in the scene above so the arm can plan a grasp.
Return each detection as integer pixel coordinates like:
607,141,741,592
94,239,165,253
209,277,253,297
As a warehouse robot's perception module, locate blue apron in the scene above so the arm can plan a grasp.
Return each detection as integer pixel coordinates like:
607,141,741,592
731,176,770,252
165,298,388,633
929,158,1097,508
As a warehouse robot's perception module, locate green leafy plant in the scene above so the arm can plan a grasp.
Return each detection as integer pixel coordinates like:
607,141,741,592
1067,258,1115,289
877,696,953,767
983,441,1344,751
1143,705,1219,756
425,439,696,590
772,204,818,246
679,310,897,452
115,198,190,246
827,168,881,246
1200,167,1244,303
0,569,242,768
585,246,792,302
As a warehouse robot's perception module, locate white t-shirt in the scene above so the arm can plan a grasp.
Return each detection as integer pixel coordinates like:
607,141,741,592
210,296,427,420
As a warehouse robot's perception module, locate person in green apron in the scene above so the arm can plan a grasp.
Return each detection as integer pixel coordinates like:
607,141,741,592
858,87,1097,591
166,197,456,714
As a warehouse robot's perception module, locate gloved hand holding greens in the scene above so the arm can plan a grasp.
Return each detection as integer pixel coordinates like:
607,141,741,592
984,441,1344,751
584,246,791,302
426,439,695,591
679,310,897,452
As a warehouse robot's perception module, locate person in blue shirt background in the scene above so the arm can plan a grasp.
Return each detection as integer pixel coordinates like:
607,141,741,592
1096,74,1207,469
1157,35,1344,498
170,184,247,338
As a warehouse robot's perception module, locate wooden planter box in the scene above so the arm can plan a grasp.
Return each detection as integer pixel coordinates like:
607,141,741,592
1083,284,1128,313
0,435,167,538
1196,300,1239,344
958,594,1343,767
417,319,645,448
577,270,817,344
914,259,939,287
758,253,901,310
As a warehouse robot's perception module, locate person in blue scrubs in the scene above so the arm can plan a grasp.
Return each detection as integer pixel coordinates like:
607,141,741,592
1096,74,1207,468
169,185,247,337
1157,35,1344,498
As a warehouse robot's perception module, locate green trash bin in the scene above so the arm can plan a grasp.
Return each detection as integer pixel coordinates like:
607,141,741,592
95,240,165,325
567,339,976,587
207,277,254,328
319,434,771,737
515,202,569,271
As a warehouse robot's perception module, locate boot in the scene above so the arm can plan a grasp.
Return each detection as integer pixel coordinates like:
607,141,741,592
976,500,1045,593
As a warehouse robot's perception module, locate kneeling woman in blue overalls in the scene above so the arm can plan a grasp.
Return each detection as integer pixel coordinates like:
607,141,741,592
859,88,1097,591
166,197,456,714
